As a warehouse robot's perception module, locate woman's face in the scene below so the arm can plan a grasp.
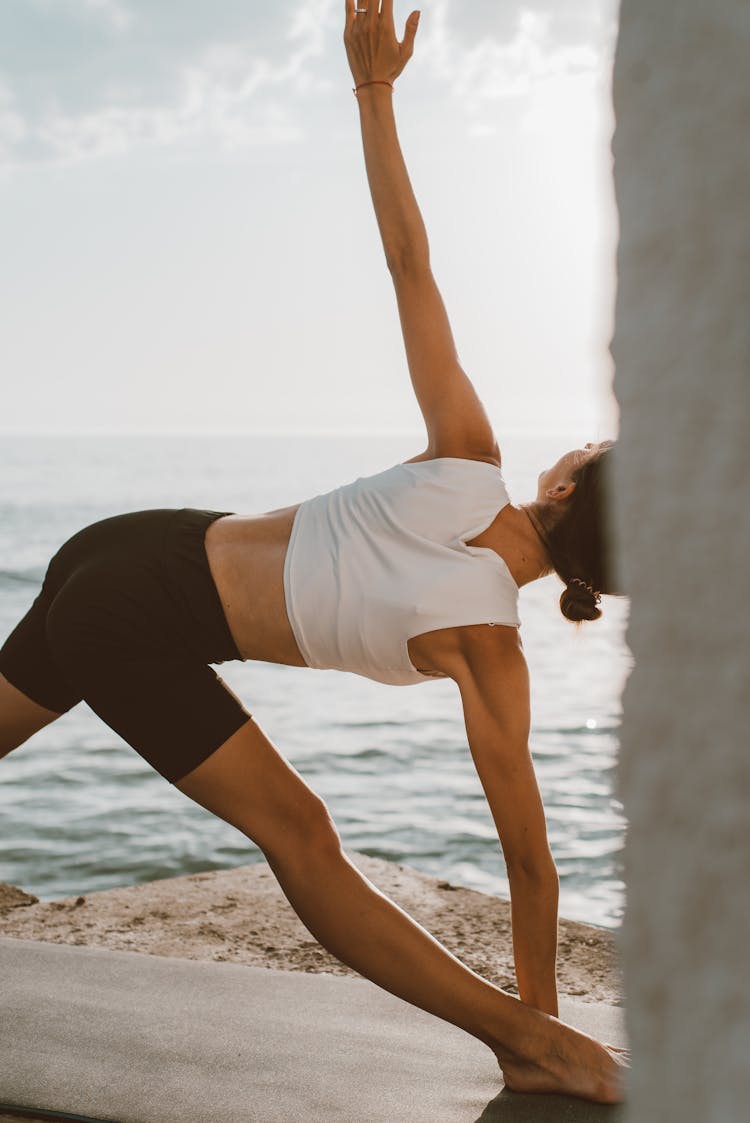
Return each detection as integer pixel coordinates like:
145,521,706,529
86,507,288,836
536,440,613,503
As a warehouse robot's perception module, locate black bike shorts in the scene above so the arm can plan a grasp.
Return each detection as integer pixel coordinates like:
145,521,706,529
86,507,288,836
0,509,252,784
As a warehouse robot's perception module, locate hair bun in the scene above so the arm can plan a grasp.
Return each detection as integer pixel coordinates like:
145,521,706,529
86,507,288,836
560,576,603,623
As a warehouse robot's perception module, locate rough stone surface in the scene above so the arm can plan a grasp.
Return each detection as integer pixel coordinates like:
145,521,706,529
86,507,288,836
0,851,624,1006
611,2,750,1119
0,883,38,911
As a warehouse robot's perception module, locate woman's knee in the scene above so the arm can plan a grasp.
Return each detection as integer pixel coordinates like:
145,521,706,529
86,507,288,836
174,716,342,859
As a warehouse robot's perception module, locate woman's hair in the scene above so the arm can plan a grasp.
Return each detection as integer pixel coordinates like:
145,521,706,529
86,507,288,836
538,445,620,625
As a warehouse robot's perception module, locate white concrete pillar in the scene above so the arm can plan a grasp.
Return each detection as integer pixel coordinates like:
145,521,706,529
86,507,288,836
611,1,750,1119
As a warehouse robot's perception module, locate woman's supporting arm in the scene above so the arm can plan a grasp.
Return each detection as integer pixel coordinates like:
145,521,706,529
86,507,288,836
508,871,560,1017
455,626,561,1017
356,86,429,272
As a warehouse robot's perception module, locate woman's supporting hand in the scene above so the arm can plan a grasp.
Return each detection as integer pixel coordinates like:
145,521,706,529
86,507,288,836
344,0,421,89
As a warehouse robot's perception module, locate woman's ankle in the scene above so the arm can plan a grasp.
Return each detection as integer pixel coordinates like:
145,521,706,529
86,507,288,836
481,993,557,1068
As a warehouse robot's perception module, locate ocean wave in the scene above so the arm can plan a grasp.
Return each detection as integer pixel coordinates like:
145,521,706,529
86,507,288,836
0,568,43,587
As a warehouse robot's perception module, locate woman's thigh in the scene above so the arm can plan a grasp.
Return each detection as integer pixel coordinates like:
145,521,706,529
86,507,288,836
0,579,85,722
38,561,251,782
0,507,335,852
174,715,341,862
0,672,67,758
0,507,250,781
0,508,204,729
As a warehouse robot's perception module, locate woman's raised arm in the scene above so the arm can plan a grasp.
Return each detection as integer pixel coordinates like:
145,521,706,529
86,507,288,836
344,2,500,459
344,0,426,271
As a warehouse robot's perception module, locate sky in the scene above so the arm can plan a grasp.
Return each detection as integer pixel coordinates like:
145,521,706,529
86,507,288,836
0,0,620,439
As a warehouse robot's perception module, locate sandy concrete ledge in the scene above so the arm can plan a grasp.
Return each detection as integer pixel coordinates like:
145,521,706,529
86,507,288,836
0,850,623,1006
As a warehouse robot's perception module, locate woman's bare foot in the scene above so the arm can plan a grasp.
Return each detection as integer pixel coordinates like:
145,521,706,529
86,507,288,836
494,1019,630,1104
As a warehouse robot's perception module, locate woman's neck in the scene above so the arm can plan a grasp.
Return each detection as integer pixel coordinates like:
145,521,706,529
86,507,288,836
471,502,555,589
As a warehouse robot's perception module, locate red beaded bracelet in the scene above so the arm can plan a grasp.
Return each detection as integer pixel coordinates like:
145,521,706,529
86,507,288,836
353,80,395,96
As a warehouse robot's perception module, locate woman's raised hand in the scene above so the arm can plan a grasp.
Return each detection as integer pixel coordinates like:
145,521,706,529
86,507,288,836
344,0,421,88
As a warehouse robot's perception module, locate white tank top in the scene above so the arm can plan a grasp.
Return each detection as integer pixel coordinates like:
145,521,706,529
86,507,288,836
282,457,521,686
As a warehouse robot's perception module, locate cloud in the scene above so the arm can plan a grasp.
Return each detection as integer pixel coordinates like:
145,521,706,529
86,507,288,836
0,79,27,164
81,0,133,32
416,1,616,114
436,0,616,52
0,0,339,165
0,0,616,166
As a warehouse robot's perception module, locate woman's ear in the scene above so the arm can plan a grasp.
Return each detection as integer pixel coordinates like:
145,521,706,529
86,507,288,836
546,480,577,502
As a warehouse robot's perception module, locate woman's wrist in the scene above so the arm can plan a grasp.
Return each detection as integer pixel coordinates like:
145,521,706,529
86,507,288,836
353,79,395,98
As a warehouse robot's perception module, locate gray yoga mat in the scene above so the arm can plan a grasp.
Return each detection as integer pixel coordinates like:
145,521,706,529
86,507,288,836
0,935,627,1122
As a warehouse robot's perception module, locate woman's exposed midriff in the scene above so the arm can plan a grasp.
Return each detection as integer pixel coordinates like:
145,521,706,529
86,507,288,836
204,505,307,668
204,504,455,678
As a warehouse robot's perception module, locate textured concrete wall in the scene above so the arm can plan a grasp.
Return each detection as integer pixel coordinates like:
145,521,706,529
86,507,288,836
610,1,750,1119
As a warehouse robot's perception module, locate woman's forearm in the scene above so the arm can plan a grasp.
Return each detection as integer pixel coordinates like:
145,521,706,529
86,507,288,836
357,87,430,272
509,874,560,1018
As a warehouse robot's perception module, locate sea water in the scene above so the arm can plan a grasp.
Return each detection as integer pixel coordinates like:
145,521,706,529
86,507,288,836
0,432,629,929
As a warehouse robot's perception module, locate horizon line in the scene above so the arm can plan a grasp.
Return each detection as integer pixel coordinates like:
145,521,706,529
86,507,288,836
0,427,591,439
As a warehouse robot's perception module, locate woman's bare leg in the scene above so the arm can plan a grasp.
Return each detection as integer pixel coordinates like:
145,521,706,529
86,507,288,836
175,716,627,1104
260,840,628,1102
0,673,64,760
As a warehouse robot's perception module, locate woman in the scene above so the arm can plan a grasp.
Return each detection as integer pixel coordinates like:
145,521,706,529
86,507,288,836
0,1,629,1106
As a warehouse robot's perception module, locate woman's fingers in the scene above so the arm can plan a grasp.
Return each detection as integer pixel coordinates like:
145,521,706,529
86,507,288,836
344,0,371,32
400,10,420,59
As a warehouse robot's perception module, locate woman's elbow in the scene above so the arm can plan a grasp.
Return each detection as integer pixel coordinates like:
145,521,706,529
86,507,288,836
507,854,560,890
